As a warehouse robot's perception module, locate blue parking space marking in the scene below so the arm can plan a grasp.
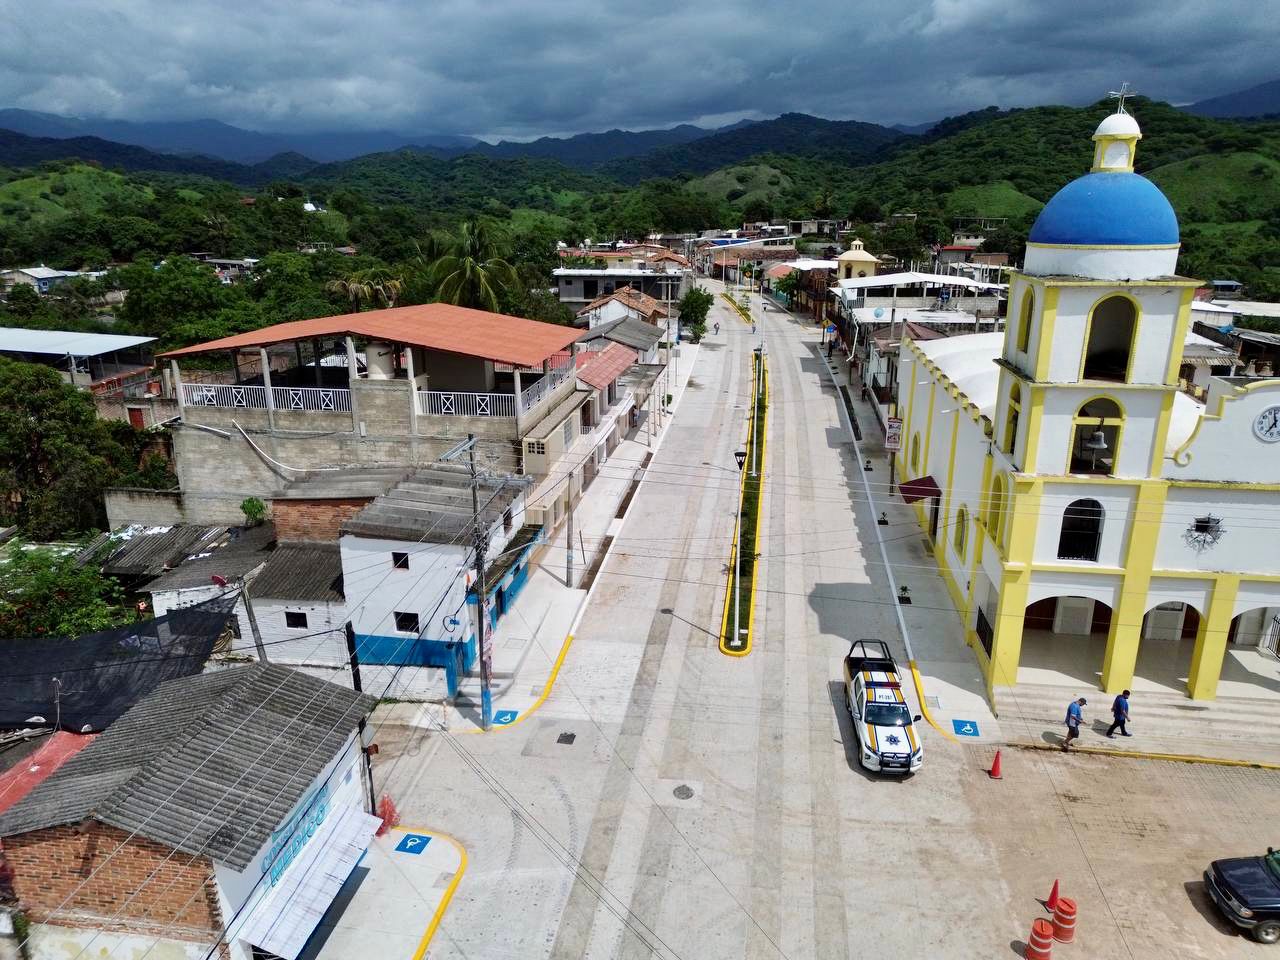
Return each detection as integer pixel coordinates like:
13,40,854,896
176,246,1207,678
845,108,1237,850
493,710,518,726
952,719,980,737
395,833,432,855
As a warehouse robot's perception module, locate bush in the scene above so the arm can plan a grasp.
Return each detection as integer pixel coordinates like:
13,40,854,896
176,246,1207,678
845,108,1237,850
240,496,267,525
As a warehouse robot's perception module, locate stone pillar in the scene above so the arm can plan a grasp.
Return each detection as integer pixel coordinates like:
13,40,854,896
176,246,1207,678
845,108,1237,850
1101,483,1168,693
513,367,524,433
405,344,419,435
1187,576,1241,700
260,347,276,432
345,336,357,381
171,359,185,413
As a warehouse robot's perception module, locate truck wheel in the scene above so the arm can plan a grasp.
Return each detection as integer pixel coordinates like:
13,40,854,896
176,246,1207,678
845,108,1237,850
1254,920,1280,944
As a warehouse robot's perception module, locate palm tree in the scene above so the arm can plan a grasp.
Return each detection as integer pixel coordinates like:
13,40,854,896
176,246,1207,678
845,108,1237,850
420,220,518,312
813,187,835,220
326,267,404,313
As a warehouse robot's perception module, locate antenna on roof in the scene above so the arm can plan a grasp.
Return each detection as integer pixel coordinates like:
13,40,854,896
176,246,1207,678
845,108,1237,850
1108,82,1134,114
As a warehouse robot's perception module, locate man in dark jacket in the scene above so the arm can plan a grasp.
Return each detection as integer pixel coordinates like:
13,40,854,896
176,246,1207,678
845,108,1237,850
1107,690,1132,738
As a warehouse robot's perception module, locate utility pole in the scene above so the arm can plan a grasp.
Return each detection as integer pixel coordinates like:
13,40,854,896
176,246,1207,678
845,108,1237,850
344,622,377,814
565,493,574,587
441,434,493,730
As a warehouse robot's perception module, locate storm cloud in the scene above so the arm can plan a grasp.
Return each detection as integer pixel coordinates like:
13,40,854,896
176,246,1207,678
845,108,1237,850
1,0,1276,137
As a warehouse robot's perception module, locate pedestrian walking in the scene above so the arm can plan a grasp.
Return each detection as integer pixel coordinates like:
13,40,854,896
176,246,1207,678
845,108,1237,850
713,321,720,335
826,338,834,358
1106,690,1132,738
751,322,756,334
1061,697,1086,752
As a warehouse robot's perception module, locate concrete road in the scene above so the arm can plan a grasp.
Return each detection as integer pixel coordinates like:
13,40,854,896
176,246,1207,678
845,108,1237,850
376,285,1275,960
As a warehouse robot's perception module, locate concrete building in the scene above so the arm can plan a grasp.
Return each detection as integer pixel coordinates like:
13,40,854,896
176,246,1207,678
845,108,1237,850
0,327,157,397
836,238,879,281
0,266,79,294
576,285,669,328
244,539,347,672
576,315,663,365
553,266,685,313
895,108,1280,703
124,305,584,528
0,665,378,960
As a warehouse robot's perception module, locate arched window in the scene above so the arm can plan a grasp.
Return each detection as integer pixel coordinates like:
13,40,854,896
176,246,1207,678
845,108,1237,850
1057,499,1104,561
1070,397,1123,475
987,474,1007,545
910,432,920,472
1002,384,1021,456
1016,289,1034,354
954,506,969,558
1082,296,1137,381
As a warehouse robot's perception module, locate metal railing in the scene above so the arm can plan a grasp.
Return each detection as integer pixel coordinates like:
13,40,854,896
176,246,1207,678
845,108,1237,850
417,390,516,418
271,386,351,412
518,363,572,412
182,383,267,409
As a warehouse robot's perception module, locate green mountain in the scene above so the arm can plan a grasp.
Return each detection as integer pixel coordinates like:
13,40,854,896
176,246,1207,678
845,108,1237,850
0,128,262,182
1187,78,1280,119
0,163,154,224
599,113,906,183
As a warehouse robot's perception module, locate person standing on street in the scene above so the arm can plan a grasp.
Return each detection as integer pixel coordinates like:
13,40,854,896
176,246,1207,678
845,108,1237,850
1107,690,1132,738
1062,697,1086,752
713,321,720,336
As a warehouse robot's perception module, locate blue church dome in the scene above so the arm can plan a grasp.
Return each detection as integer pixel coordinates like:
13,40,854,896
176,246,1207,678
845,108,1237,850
1028,172,1179,246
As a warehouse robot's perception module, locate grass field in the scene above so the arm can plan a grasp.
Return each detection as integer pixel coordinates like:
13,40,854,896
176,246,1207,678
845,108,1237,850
0,163,152,225
690,162,791,208
1147,151,1280,221
943,180,1043,219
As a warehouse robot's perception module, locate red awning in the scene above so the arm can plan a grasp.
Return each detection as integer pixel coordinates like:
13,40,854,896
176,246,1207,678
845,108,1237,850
898,475,940,503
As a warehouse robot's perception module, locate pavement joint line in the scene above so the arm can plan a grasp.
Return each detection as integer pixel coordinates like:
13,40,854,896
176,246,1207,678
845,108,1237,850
398,825,469,960
1008,740,1280,769
908,659,960,743
469,341,699,733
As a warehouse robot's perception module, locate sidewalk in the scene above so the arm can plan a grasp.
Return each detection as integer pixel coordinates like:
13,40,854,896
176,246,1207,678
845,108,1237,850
376,337,703,734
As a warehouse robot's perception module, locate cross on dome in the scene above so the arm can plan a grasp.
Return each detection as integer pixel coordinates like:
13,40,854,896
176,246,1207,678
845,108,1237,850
1108,81,1135,115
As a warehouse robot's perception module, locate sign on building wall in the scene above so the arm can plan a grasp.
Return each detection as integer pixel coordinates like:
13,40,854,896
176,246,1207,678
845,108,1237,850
885,417,903,451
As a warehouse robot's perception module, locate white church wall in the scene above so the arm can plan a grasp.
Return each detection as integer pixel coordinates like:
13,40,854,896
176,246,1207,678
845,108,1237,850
1048,286,1184,386
1155,486,1280,575
1163,380,1280,484
1025,570,1121,609
1033,483,1135,569
1031,387,1164,478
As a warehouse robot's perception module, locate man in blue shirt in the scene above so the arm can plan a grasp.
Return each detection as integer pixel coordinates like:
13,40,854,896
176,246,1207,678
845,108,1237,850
1107,690,1132,738
1062,697,1086,752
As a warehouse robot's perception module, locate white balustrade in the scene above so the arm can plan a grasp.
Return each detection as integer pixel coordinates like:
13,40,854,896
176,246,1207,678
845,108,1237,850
270,386,352,412
417,390,516,418
181,383,267,409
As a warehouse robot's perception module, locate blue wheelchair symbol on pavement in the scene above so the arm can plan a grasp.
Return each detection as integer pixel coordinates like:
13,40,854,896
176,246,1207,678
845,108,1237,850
493,710,518,726
395,833,432,855
952,719,980,737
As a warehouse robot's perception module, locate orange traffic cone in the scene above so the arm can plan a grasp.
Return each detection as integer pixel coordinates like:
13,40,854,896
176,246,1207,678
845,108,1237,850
1052,897,1077,943
1025,918,1054,959
1046,879,1060,912
989,749,1003,779
375,794,400,836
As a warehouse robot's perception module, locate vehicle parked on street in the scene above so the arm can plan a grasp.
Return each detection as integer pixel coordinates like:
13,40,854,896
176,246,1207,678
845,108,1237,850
1204,850,1280,943
842,639,923,774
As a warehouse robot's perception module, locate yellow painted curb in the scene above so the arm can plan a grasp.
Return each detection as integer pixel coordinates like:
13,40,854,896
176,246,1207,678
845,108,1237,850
398,826,468,960
743,355,768,648
720,292,753,325
1009,741,1280,770
908,660,960,742
720,352,765,656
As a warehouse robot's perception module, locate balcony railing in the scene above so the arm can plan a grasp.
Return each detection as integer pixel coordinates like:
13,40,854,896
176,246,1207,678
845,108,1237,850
182,383,267,409
271,386,351,412
182,383,352,413
417,390,516,418
518,363,572,412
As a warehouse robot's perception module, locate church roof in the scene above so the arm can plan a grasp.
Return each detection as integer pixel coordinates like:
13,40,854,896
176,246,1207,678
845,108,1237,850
1028,172,1179,247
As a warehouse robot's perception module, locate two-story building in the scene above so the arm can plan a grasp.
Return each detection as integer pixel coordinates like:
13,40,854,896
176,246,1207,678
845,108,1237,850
897,109,1280,704
121,305,585,528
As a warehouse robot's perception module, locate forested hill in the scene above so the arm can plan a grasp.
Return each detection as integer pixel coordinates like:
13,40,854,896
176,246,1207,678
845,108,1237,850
600,113,907,182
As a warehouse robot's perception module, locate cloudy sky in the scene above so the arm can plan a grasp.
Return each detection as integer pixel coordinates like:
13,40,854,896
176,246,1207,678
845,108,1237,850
2,0,1277,138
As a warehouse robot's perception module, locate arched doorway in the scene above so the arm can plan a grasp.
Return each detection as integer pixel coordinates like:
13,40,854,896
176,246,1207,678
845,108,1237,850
1017,596,1113,688
1132,602,1202,692
1083,295,1137,381
1220,606,1280,698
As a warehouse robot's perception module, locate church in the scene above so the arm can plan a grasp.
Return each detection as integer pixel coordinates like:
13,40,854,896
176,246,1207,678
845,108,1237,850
895,106,1280,702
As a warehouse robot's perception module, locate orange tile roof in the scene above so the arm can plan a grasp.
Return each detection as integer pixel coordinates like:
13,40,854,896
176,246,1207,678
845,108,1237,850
575,286,668,320
577,343,637,390
160,304,584,369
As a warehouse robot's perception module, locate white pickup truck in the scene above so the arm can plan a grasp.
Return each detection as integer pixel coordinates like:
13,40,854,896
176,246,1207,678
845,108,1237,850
842,640,924,774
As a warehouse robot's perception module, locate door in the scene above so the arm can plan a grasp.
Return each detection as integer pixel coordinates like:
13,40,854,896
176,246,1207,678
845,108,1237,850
1263,614,1280,659
928,497,940,542
1143,602,1187,642
127,407,146,429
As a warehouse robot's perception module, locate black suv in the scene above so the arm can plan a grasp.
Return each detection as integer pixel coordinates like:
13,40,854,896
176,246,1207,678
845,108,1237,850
1204,850,1280,944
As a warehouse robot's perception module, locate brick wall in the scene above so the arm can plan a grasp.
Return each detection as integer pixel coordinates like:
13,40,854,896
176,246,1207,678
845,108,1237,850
4,822,224,944
271,497,371,541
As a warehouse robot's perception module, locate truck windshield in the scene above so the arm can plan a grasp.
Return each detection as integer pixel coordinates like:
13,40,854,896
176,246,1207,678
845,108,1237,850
1267,851,1280,882
865,703,912,727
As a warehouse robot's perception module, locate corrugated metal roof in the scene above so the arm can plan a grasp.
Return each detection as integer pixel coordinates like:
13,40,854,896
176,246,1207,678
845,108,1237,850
249,542,343,602
342,467,527,543
145,524,276,593
159,304,584,369
98,524,230,579
578,317,662,351
0,664,375,870
0,327,156,358
578,343,637,391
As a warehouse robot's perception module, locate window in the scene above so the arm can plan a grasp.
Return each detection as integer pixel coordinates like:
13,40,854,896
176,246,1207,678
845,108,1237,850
1057,499,1104,561
394,611,420,633
1002,385,1021,456
562,418,573,449
1069,397,1122,475
1016,289,1034,354
502,507,513,533
391,551,409,570
582,279,598,299
954,506,969,558
527,439,546,456
1082,296,1137,381
285,610,309,629
987,474,1007,545
603,282,615,295
910,433,920,472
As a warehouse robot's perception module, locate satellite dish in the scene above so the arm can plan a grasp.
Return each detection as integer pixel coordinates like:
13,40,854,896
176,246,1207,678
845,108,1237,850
874,308,885,319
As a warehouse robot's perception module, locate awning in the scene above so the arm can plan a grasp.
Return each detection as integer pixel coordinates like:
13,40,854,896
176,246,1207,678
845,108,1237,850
239,804,383,960
899,475,941,503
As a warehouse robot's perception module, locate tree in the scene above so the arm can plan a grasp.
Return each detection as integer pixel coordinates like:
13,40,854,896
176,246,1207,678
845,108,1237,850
677,286,714,342
772,272,800,301
420,220,518,312
0,545,125,640
116,256,249,345
325,266,405,313
0,358,122,537
812,187,835,219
